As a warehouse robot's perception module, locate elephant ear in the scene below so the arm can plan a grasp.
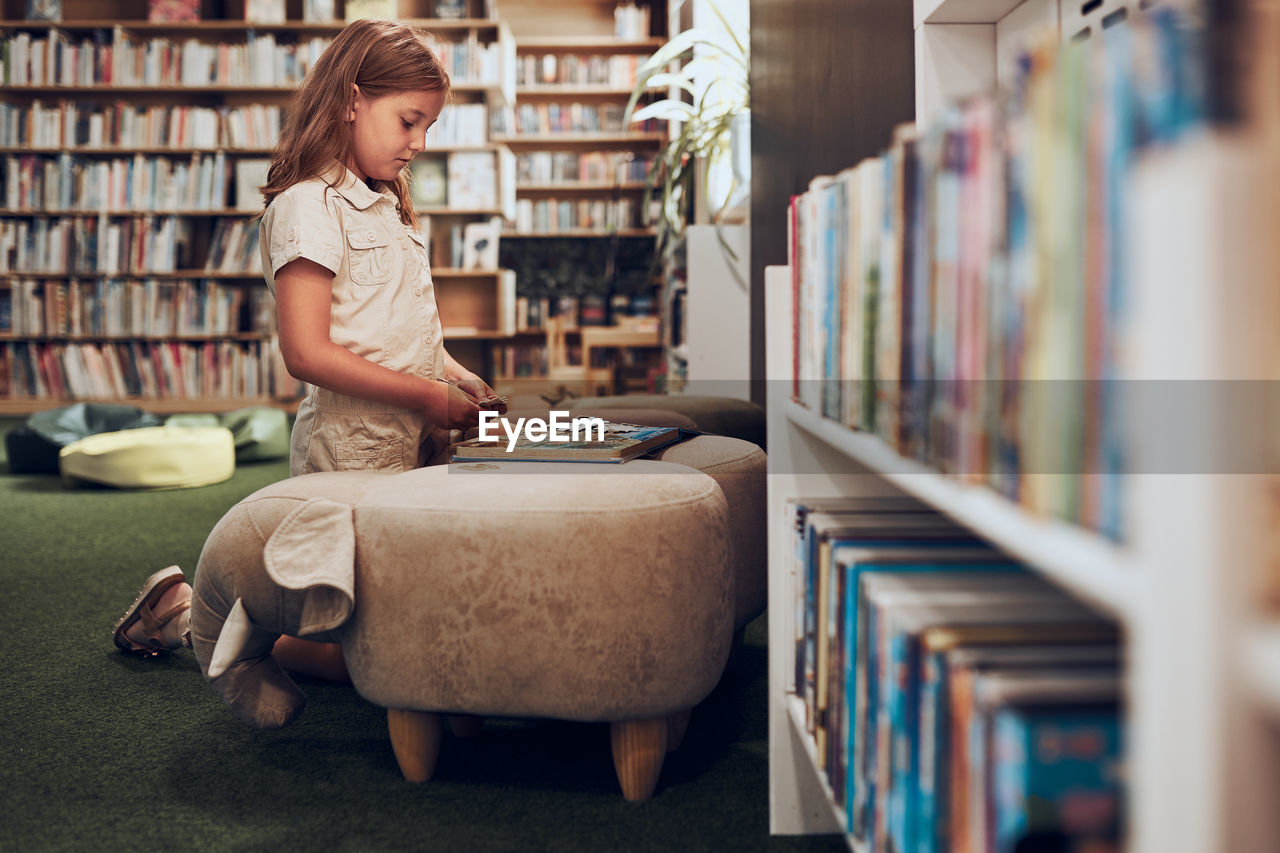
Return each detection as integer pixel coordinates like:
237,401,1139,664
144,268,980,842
263,497,356,635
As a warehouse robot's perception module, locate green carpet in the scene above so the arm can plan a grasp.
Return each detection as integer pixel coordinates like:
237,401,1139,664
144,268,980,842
0,420,845,852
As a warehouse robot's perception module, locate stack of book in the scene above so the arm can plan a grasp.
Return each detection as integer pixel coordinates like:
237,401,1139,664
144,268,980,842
787,8,1205,539
789,496,1123,853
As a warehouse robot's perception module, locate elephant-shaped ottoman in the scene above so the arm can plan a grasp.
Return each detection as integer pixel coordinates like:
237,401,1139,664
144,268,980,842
189,435,765,800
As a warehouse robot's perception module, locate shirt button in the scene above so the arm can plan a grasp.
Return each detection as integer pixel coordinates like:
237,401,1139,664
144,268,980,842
367,231,375,240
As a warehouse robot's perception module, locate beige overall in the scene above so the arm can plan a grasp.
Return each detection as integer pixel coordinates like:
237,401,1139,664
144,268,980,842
258,164,449,476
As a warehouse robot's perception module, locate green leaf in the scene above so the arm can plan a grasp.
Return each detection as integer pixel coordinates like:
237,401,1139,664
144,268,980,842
630,99,698,124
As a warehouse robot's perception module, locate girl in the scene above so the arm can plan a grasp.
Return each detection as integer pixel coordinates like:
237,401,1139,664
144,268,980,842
112,19,505,678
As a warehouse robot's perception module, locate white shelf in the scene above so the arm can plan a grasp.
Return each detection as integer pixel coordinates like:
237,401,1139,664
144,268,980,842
784,401,1139,621
784,696,864,853
915,0,1025,26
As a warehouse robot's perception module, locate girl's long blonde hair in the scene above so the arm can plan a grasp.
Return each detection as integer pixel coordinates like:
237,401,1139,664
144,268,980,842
261,18,451,228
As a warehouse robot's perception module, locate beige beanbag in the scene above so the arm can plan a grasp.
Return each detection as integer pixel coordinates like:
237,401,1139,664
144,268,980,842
59,426,236,489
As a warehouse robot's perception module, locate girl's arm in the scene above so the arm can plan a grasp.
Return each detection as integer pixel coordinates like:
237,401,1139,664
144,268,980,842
442,348,479,384
275,258,480,429
442,339,507,413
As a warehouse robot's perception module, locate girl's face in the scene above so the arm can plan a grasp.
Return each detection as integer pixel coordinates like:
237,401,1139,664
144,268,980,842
346,87,446,184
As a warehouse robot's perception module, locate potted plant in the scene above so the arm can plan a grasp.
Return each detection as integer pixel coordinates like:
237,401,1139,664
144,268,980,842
625,0,749,259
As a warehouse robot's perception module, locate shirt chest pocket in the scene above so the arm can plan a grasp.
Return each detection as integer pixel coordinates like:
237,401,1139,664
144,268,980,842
346,227,394,286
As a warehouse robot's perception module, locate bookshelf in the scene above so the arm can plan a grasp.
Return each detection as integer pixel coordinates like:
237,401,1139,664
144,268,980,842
456,0,667,393
765,3,1280,853
0,0,524,412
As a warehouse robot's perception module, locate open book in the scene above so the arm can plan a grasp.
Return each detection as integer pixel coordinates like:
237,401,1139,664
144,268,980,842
450,421,697,463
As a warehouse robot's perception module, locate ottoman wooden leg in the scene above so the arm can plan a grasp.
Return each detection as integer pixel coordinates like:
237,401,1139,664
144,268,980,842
610,717,668,801
388,709,443,782
666,709,692,752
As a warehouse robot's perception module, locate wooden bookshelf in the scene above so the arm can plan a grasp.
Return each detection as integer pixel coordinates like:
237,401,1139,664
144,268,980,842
515,181,647,191
0,396,299,415
501,228,655,238
766,4,1280,853
0,4,518,413
0,18,501,33
492,132,665,145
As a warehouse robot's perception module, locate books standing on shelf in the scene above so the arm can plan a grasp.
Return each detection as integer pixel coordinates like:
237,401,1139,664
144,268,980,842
434,0,467,18
346,0,397,21
234,159,270,212
494,102,649,137
461,220,499,270
0,102,283,150
613,1,649,39
303,0,337,21
410,159,449,207
245,0,286,24
786,8,1206,542
511,197,637,234
516,53,646,89
516,151,653,185
1,337,304,402
784,497,1124,853
148,0,201,22
450,421,692,463
435,38,502,86
0,216,189,275
447,151,498,209
1,277,261,338
5,152,230,213
25,0,60,22
205,218,262,274
1,29,331,88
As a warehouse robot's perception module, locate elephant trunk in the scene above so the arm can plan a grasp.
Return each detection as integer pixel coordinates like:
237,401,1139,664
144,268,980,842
188,498,357,729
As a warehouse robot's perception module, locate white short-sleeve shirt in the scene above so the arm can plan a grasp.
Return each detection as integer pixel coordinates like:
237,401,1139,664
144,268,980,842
258,163,449,475
259,163,445,382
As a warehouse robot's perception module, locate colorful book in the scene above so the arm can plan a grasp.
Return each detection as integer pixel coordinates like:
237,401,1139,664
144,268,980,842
449,421,692,463
918,643,1121,853
148,0,200,22
855,572,1113,852
244,0,285,24
983,670,1123,853
410,159,448,208
346,0,397,21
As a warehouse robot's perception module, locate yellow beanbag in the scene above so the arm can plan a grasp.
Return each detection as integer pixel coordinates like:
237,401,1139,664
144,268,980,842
59,426,236,490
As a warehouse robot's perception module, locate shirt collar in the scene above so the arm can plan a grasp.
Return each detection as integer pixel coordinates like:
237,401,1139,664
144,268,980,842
322,162,396,210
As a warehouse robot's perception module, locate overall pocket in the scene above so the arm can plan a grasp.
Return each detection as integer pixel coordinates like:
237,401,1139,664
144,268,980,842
333,436,407,472
346,227,394,285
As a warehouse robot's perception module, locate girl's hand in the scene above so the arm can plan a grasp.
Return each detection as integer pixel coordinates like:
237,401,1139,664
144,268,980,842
440,381,482,430
452,377,508,415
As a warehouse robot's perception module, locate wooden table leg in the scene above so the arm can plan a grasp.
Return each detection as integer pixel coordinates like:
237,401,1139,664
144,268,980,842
387,708,443,782
610,717,668,801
